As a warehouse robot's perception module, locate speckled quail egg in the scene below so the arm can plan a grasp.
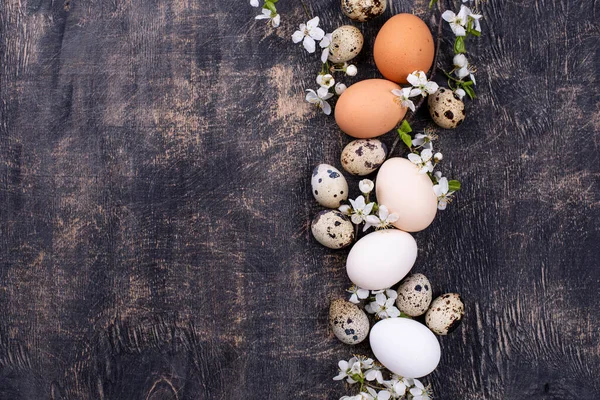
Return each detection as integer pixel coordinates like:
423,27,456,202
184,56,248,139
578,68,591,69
328,26,364,64
341,139,387,176
311,210,355,249
425,293,465,335
329,299,370,345
428,88,465,129
341,0,387,22
395,273,432,317
311,164,348,208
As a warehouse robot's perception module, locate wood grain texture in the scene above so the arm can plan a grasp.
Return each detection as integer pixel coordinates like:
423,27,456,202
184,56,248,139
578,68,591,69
0,0,598,399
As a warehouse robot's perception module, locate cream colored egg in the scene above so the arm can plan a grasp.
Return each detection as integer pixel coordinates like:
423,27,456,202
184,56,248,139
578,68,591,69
370,318,441,378
375,158,438,232
346,229,417,290
328,25,364,63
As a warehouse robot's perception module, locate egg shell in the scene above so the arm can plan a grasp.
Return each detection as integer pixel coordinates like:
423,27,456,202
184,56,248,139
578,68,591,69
428,88,466,129
373,14,435,84
311,164,349,208
341,139,388,176
346,229,417,290
370,318,441,378
311,210,355,249
328,25,364,63
329,299,370,345
375,158,438,232
426,293,465,335
335,79,407,139
395,273,432,317
341,0,387,22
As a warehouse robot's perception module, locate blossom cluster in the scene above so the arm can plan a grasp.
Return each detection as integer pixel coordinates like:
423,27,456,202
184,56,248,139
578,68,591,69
251,0,280,27
441,4,482,99
347,286,401,319
288,17,358,115
334,355,433,400
397,121,460,210
339,180,399,232
391,71,438,112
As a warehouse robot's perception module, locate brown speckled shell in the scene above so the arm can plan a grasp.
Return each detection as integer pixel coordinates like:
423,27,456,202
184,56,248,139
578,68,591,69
341,139,388,176
328,26,364,63
311,210,354,249
341,0,387,22
395,273,432,317
329,299,370,345
425,293,465,335
428,88,466,129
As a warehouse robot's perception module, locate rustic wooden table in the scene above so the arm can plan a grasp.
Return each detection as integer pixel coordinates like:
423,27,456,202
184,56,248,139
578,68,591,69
1,0,598,399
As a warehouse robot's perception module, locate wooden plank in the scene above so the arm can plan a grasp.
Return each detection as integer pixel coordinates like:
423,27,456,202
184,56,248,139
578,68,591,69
0,0,598,398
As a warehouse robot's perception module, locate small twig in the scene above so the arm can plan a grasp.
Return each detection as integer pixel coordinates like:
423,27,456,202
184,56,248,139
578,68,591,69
387,2,446,159
300,0,311,18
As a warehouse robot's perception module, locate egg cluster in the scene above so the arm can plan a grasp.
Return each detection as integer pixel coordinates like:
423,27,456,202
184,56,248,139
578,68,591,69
304,5,469,393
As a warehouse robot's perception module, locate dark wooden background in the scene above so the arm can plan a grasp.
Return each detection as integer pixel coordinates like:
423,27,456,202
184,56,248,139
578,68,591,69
0,0,598,399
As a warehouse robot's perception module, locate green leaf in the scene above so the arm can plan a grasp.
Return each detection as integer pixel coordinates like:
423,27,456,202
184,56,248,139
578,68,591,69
462,84,476,99
454,36,466,54
399,119,412,134
448,180,461,191
400,131,413,149
468,28,481,37
263,1,276,13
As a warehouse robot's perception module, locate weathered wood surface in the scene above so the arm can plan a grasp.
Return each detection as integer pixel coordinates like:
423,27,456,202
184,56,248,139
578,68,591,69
0,0,598,398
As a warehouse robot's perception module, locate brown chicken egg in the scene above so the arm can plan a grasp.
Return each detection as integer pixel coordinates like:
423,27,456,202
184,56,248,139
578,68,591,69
373,14,435,84
335,79,407,138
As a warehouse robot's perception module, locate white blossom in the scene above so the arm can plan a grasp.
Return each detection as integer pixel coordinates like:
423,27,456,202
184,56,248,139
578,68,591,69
391,88,420,112
348,195,375,224
346,64,358,76
320,33,332,63
433,177,454,210
292,17,325,53
384,375,408,398
317,73,335,89
255,8,281,28
339,204,352,215
359,179,374,194
407,149,434,174
347,285,370,304
250,0,259,7
335,82,347,95
465,7,483,32
333,357,363,384
365,292,401,319
456,63,477,84
409,379,432,400
406,71,438,97
365,366,385,384
434,152,443,161
305,87,334,115
453,53,468,68
364,205,399,232
441,6,470,36
454,88,466,100
411,132,437,150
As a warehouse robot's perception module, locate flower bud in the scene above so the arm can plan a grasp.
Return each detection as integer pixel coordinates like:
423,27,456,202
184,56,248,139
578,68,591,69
434,152,443,161
359,179,374,194
345,64,357,77
335,82,347,95
454,88,466,100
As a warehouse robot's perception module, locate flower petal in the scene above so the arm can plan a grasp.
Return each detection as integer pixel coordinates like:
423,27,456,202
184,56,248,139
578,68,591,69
292,30,304,43
441,10,456,22
310,27,325,41
321,100,331,115
303,36,316,53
